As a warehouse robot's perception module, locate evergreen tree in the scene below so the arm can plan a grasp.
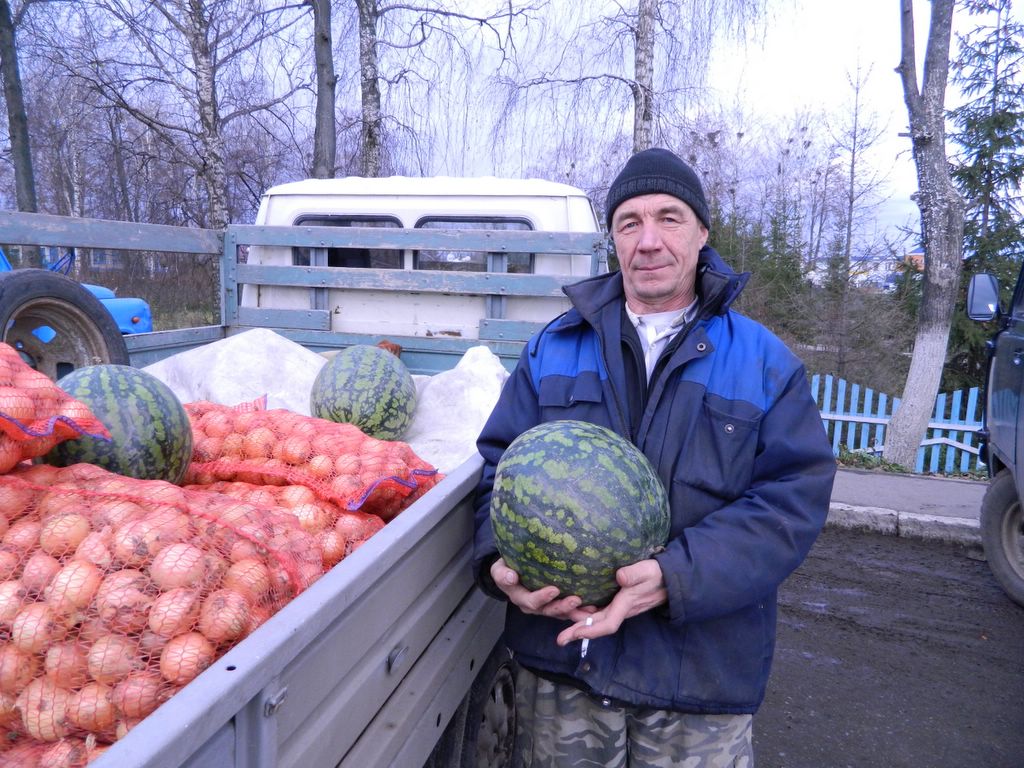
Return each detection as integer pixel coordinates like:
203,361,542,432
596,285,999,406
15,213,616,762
946,0,1024,390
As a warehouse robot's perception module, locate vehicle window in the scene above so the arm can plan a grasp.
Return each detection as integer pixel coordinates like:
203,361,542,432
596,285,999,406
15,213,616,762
414,218,533,273
293,217,402,269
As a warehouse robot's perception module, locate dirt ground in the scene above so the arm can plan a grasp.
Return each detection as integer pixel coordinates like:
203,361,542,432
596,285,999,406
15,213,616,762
753,526,1024,768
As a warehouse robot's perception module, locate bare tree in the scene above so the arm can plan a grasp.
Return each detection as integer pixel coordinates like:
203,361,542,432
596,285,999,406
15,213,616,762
310,0,337,178
345,0,537,177
0,0,39,263
884,0,966,468
63,0,308,228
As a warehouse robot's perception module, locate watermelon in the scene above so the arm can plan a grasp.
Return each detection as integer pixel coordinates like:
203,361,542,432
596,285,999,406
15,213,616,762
489,420,670,606
44,365,193,484
310,344,417,440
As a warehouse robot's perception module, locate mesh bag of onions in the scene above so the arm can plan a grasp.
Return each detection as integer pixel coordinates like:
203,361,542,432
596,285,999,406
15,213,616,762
183,401,441,522
184,480,385,569
0,461,324,764
0,344,111,475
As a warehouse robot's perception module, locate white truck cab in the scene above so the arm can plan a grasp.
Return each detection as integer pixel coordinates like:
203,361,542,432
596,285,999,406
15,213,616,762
241,176,604,344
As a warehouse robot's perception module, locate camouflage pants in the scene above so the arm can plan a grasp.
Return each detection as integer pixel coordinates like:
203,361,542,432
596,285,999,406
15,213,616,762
513,665,754,768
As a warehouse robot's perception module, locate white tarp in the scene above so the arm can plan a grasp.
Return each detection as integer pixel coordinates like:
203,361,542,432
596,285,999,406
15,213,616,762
143,329,509,474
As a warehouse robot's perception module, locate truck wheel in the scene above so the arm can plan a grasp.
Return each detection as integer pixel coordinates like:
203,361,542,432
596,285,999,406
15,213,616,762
980,469,1024,607
0,269,129,380
460,645,516,768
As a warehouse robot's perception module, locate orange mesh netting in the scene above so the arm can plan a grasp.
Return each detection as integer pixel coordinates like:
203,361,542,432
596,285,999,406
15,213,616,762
0,344,110,475
183,401,441,522
0,462,324,762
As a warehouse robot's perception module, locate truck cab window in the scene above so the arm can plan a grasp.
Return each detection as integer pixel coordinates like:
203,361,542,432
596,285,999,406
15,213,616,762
292,217,402,269
414,219,533,273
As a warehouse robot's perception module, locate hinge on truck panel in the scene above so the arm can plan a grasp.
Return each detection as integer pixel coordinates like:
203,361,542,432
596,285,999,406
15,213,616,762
264,687,288,717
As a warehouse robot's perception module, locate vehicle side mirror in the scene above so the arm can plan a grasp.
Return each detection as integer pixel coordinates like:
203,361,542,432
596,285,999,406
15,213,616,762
967,273,1000,321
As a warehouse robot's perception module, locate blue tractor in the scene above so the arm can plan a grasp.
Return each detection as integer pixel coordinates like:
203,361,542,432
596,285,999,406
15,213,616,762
0,247,153,379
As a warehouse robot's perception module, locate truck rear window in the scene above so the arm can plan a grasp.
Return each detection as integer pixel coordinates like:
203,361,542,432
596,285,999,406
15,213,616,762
414,219,533,273
292,217,402,269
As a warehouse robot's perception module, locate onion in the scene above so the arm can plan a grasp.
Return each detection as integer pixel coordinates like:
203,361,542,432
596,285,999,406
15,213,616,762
111,511,186,566
44,560,102,616
198,589,251,644
199,410,233,439
91,498,144,529
277,484,317,508
221,432,244,458
243,488,278,508
159,632,216,685
85,734,111,761
138,629,169,660
289,503,330,534
3,519,41,551
148,543,207,591
242,426,276,459
0,691,20,729
38,513,91,557
20,551,62,593
0,548,20,581
276,435,312,466
0,579,25,625
0,437,21,474
96,586,153,634
73,529,114,570
110,672,167,719
11,603,65,653
148,588,201,637
2,743,44,767
223,558,272,602
39,736,89,768
66,682,117,733
115,717,143,740
0,481,33,518
194,435,224,462
16,677,72,741
16,463,61,486
43,641,89,689
318,529,347,568
0,644,39,694
87,634,143,685
306,454,333,479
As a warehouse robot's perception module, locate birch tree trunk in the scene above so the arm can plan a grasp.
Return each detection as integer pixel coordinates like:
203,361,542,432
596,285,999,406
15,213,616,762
355,0,383,177
632,0,655,152
884,0,965,468
0,0,40,265
311,0,336,178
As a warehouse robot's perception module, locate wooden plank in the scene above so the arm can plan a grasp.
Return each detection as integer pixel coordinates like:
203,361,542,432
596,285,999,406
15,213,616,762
0,210,222,254
479,318,547,342
236,262,570,298
236,307,331,331
232,223,605,255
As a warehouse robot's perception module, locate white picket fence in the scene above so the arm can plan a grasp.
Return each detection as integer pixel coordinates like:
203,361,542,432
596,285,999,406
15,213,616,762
810,374,984,475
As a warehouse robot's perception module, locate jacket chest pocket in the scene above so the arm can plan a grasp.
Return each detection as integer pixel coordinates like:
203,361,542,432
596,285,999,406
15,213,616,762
537,373,606,421
673,399,761,503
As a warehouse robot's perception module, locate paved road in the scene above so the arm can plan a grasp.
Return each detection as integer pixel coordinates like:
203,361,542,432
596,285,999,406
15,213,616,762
753,526,1024,768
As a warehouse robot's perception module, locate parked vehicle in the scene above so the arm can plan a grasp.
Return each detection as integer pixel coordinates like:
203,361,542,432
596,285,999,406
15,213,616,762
966,272,1024,607
0,243,153,379
0,181,607,767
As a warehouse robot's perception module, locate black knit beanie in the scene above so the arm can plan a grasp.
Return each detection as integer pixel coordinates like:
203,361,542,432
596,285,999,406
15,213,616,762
605,148,710,232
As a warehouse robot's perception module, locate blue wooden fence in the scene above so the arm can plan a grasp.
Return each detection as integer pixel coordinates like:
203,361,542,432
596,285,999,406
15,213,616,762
810,374,984,475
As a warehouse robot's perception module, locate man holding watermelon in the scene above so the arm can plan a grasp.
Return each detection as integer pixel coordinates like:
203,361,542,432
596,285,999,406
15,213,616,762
473,147,837,767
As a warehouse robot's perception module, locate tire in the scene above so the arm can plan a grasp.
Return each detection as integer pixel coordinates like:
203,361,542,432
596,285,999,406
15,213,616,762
0,269,129,380
980,469,1024,607
460,644,516,768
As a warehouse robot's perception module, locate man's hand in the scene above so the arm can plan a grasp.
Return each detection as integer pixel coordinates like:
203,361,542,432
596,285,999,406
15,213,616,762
490,557,584,620
555,558,668,647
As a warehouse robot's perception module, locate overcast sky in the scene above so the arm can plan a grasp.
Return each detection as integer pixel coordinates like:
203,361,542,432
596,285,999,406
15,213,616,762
704,0,1023,239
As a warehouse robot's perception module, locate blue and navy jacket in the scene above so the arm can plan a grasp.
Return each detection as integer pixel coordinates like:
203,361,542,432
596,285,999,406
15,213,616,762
472,245,836,714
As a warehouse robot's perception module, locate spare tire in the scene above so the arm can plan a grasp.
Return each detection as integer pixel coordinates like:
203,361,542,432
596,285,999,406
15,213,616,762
0,268,130,380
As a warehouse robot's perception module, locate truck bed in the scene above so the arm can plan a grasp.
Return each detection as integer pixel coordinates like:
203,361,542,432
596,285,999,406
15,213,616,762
90,455,504,768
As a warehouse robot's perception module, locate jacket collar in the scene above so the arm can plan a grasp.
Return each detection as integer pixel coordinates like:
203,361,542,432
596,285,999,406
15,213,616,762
559,244,749,330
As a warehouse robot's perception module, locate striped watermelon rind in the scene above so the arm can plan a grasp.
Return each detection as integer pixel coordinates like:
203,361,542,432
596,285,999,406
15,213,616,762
490,419,670,606
310,345,417,440
44,365,194,484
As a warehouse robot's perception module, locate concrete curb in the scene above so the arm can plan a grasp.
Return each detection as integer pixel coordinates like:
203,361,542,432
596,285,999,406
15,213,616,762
827,503,982,547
